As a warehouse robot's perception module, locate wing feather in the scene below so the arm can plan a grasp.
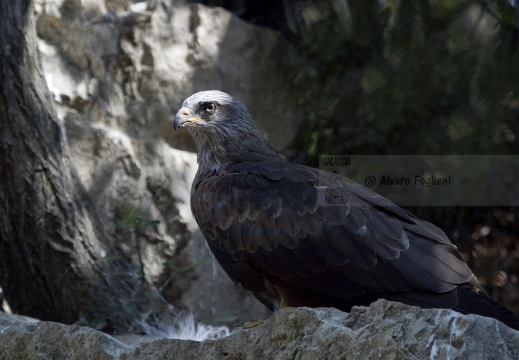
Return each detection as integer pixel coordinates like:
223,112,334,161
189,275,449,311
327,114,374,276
192,160,475,304
322,223,377,269
392,233,473,290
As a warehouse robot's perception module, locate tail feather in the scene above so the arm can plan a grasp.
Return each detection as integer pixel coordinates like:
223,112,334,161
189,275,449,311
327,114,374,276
453,285,519,331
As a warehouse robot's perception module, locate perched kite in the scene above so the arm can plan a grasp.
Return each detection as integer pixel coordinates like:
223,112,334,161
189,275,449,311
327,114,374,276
174,90,519,330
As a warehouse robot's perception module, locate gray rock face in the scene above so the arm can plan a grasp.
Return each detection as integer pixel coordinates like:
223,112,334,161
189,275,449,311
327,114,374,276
32,0,301,325
1,300,518,359
0,313,39,330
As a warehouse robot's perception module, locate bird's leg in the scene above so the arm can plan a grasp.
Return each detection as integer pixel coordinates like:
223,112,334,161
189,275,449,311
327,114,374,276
244,286,291,329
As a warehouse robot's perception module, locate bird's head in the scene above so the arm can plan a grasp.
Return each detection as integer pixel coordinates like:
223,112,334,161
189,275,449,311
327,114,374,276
173,90,277,164
173,90,254,132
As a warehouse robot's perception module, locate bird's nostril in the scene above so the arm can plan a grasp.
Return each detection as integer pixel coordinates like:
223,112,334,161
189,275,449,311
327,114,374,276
180,107,189,116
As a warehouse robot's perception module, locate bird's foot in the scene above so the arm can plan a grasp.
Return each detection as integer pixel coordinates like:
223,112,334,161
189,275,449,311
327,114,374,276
243,320,265,329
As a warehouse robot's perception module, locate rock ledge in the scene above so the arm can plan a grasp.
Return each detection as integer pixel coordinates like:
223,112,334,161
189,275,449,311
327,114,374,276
1,300,518,359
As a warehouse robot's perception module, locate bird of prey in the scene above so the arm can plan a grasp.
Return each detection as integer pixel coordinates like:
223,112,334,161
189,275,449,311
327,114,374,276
174,90,519,330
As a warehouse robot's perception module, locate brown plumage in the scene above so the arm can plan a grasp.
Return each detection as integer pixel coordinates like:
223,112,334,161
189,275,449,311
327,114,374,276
174,90,519,330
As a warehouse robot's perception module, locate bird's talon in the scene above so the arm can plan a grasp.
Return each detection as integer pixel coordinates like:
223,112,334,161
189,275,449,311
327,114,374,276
244,320,265,329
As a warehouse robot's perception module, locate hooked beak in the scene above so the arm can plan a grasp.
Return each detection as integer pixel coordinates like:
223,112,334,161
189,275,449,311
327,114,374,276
174,106,204,130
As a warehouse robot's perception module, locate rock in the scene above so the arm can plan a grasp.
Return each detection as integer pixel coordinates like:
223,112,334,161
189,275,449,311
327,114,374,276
1,300,518,359
35,0,301,152
0,321,127,360
32,0,300,325
0,312,39,331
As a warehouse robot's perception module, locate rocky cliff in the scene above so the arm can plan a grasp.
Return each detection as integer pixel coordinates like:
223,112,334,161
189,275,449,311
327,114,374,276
31,0,304,326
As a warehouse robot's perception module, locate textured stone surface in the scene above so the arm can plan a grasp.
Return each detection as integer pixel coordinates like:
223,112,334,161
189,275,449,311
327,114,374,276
1,300,518,359
0,313,39,331
0,321,127,360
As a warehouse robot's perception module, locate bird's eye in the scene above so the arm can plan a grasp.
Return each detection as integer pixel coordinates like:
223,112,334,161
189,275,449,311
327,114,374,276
205,103,217,113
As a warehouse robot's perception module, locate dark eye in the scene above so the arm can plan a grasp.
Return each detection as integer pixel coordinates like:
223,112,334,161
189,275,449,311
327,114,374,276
205,103,217,113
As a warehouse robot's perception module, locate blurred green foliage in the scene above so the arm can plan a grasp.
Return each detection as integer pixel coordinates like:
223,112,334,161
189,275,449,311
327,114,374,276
291,0,519,163
289,0,519,313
